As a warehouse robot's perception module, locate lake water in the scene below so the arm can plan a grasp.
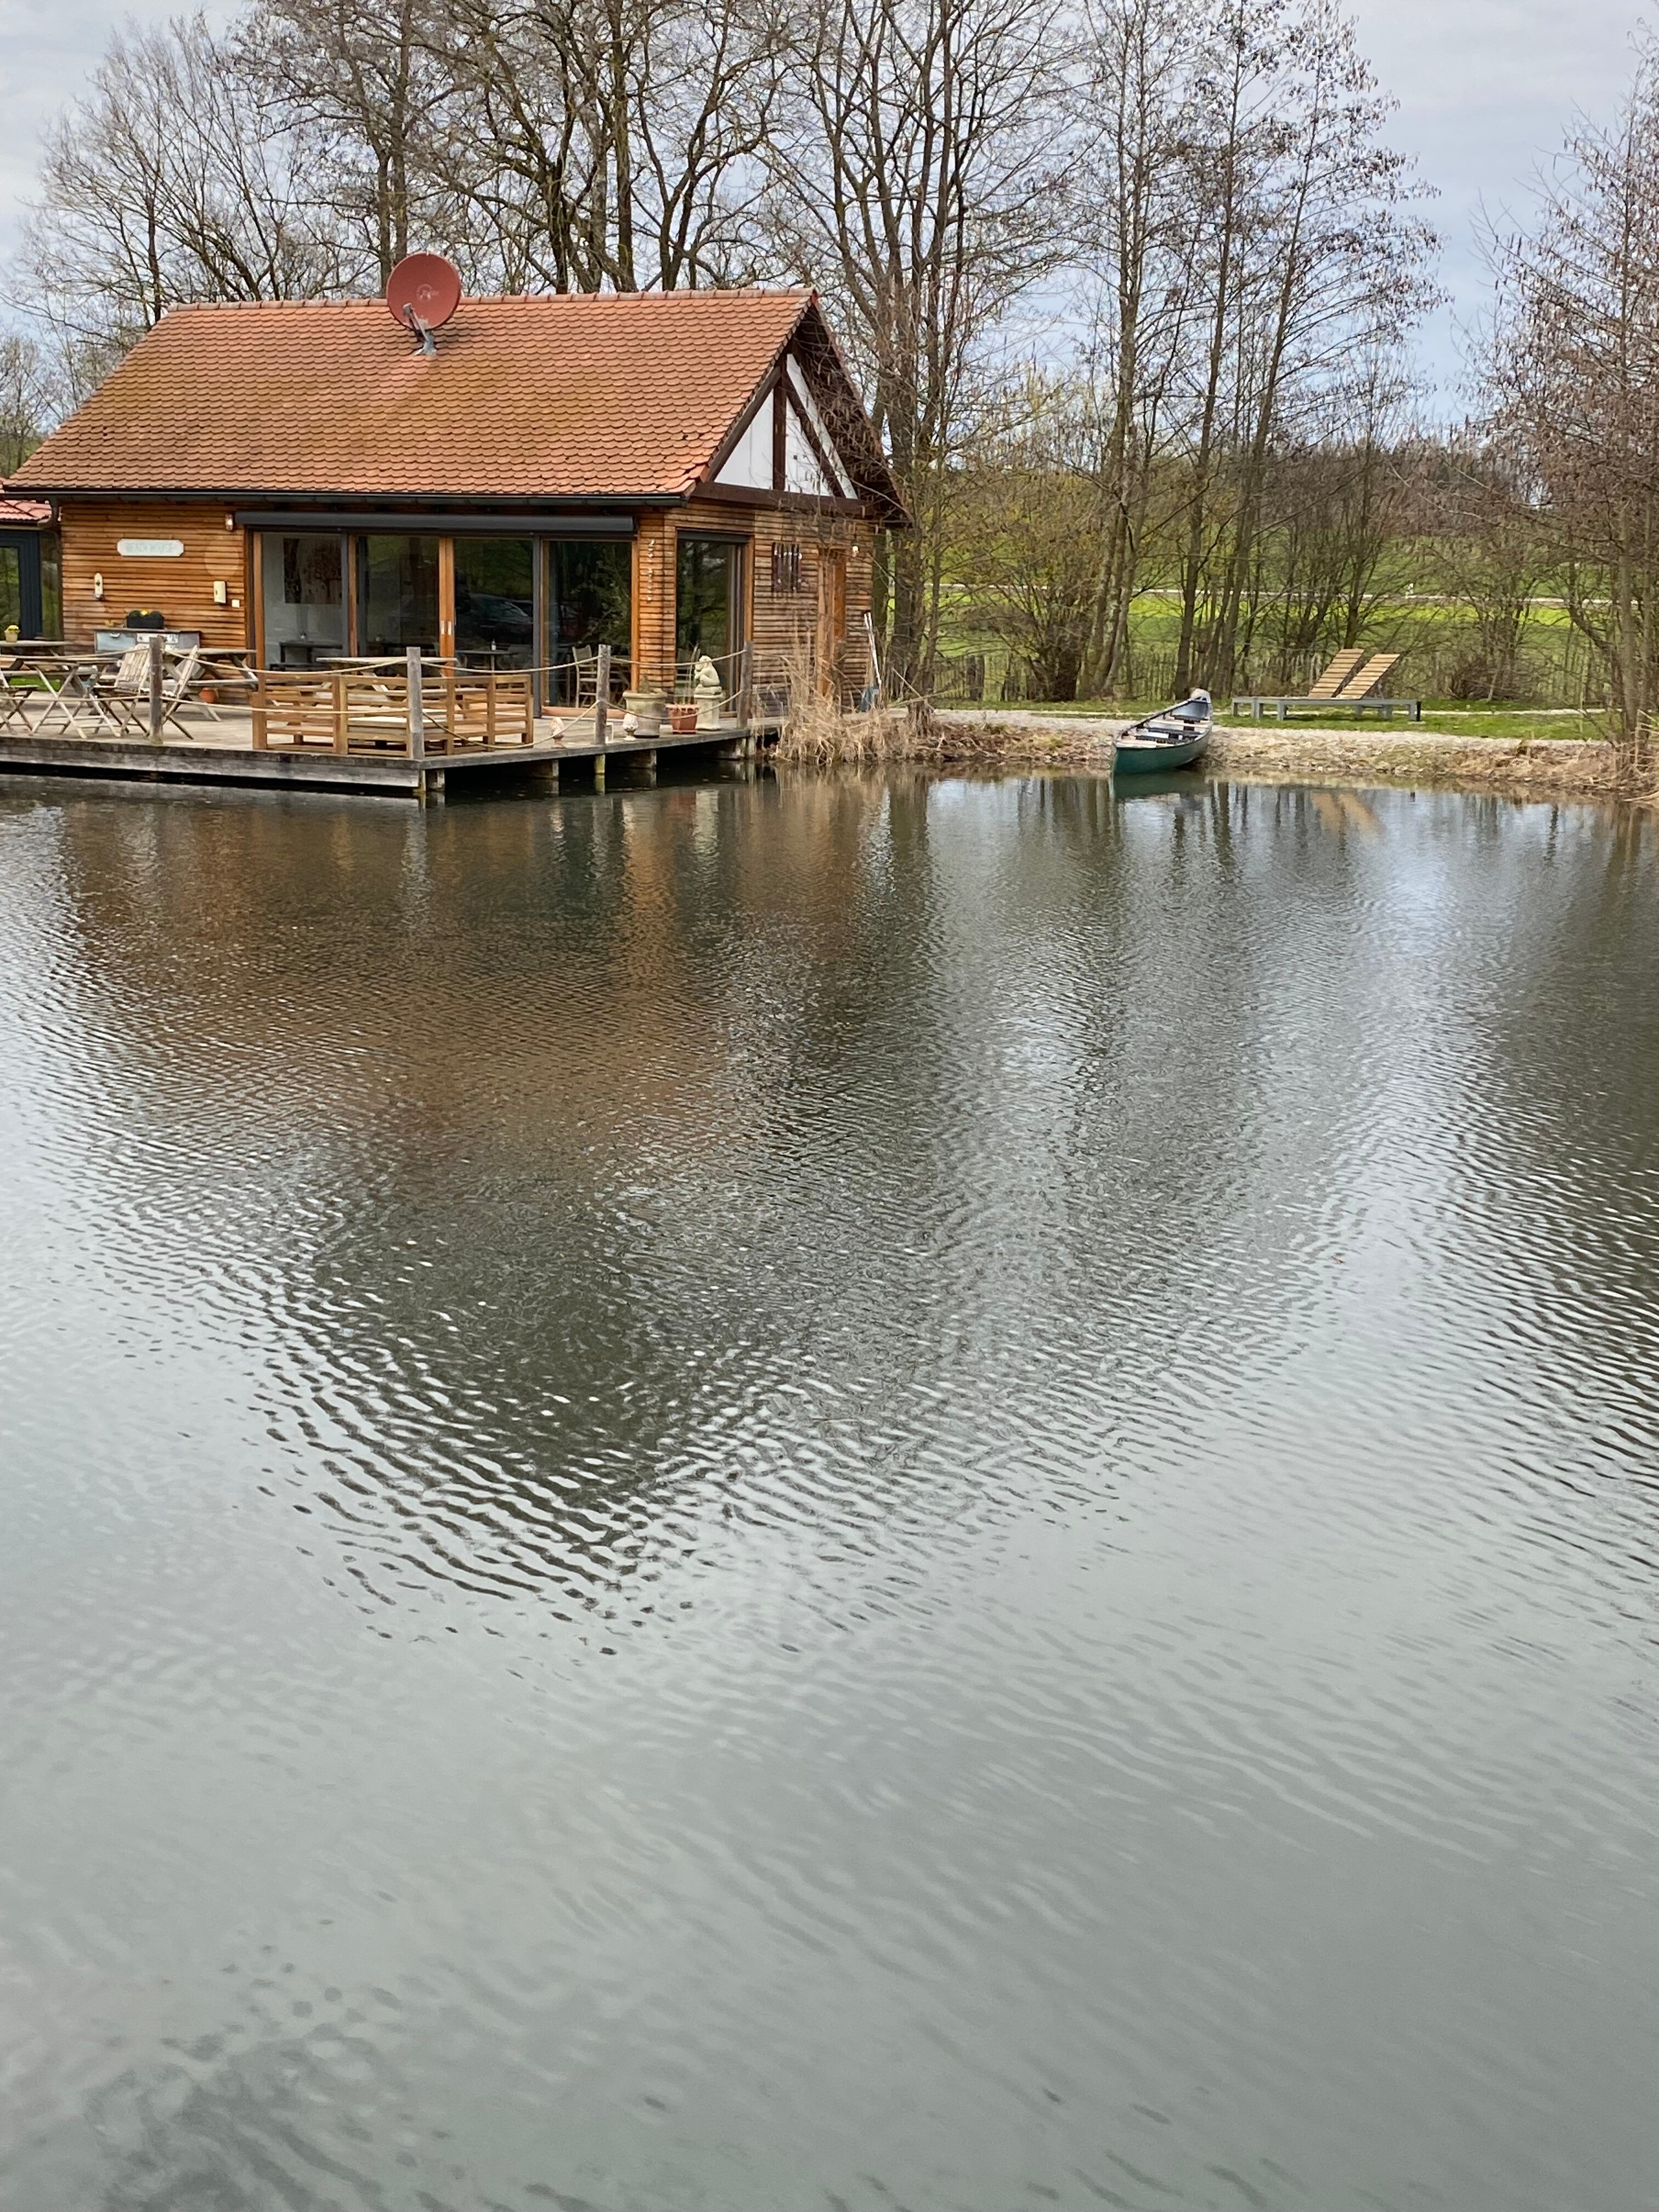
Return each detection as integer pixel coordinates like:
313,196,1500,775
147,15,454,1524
1,768,1656,2212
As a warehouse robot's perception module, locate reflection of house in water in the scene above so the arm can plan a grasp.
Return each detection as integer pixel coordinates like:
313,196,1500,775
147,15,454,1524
30,776,931,1616
7,289,906,712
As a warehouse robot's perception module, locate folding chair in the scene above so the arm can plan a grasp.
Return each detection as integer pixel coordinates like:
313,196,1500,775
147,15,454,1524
95,646,160,734
0,661,35,730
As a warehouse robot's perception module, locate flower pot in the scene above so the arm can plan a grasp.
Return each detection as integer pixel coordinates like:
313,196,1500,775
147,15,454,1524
623,688,665,736
669,703,698,735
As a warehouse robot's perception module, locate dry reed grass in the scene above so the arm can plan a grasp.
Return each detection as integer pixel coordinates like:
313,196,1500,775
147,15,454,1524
771,637,1119,767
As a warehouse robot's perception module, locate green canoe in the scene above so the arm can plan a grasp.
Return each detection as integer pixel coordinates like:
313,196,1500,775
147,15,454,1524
1113,727,1210,774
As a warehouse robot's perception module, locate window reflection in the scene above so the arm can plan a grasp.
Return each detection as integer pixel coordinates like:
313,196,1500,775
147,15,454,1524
260,532,345,667
455,539,534,671
546,540,631,704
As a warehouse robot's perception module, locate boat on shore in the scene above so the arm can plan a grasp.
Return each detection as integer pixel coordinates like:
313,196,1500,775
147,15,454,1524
1113,690,1212,774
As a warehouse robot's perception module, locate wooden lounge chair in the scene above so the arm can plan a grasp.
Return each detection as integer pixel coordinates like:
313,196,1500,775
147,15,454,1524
1306,649,1367,699
1232,647,1419,723
1334,652,1398,699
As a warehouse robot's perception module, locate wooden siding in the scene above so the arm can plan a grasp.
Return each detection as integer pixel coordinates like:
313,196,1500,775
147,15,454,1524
59,492,883,707
59,498,250,648
634,499,878,699
750,514,876,699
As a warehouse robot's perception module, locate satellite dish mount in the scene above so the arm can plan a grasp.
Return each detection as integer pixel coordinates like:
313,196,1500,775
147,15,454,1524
386,253,463,356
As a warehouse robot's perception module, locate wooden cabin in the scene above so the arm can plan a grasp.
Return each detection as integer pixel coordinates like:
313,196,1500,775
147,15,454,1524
4,289,905,713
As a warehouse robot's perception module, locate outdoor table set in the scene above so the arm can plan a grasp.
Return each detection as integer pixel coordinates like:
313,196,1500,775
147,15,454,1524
0,640,249,738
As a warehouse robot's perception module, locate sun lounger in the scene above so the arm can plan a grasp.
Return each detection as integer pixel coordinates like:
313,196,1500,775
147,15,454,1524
1306,650,1367,699
1232,646,1420,723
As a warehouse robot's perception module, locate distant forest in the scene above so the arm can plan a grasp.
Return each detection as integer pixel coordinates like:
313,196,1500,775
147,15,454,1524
3,0,1659,730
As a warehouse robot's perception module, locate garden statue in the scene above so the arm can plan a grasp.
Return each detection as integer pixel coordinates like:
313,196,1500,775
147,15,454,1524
693,653,724,730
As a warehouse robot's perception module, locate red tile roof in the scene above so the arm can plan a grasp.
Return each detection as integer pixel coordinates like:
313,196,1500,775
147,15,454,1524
0,497,51,524
9,290,873,505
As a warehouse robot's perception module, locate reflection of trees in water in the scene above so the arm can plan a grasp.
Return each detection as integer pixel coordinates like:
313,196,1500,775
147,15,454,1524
35,774,1645,1620
1404,799,1659,1490
32,778,975,1619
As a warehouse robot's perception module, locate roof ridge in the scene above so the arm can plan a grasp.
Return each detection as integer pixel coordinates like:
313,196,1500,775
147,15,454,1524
161,286,816,314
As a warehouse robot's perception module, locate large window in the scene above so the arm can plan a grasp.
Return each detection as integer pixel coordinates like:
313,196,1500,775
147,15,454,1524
455,538,534,671
676,536,743,675
358,534,439,658
260,532,345,666
545,539,631,704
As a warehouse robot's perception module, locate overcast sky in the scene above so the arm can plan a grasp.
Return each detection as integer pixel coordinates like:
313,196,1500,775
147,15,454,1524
0,0,1648,400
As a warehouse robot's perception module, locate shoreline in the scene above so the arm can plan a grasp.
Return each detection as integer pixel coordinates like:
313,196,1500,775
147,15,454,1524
924,711,1636,799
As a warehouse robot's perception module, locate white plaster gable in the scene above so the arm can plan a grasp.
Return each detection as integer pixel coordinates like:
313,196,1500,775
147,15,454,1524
713,398,772,489
784,358,850,497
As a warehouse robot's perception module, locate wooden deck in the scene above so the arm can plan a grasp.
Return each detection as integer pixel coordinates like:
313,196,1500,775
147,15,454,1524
0,703,753,799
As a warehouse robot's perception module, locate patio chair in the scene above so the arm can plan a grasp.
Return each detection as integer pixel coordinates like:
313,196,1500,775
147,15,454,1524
97,646,161,734
101,645,205,737
571,645,600,709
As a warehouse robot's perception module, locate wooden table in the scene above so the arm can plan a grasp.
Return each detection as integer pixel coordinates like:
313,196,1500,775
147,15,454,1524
3,649,122,735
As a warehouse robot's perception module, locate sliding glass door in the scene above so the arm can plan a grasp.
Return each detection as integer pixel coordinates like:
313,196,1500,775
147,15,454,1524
259,533,346,667
545,539,632,705
454,538,535,670
675,536,744,674
357,535,440,658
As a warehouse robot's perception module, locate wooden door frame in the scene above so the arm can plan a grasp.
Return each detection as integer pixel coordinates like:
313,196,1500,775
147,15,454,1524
817,546,847,697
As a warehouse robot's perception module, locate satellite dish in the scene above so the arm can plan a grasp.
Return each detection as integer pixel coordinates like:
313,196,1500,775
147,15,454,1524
386,253,462,354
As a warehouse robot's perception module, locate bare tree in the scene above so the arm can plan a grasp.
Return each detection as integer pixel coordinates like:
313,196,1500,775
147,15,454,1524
1073,0,1193,696
251,0,459,291
768,0,1073,688
1486,37,1659,741
1167,0,1434,694
427,0,780,294
19,14,345,387
0,334,53,475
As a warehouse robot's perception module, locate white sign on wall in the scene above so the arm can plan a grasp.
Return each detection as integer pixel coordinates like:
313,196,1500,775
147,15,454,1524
116,538,184,557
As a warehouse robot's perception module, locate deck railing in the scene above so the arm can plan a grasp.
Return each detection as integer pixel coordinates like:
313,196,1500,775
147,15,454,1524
251,664,535,756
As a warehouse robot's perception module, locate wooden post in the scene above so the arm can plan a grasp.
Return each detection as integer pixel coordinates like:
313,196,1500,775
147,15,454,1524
437,537,456,664
148,631,165,742
334,670,348,754
737,639,754,731
407,646,425,760
594,643,611,746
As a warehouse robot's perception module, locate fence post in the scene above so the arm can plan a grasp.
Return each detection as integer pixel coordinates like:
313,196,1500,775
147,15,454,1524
148,631,164,742
594,644,610,746
407,646,425,761
737,640,754,730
